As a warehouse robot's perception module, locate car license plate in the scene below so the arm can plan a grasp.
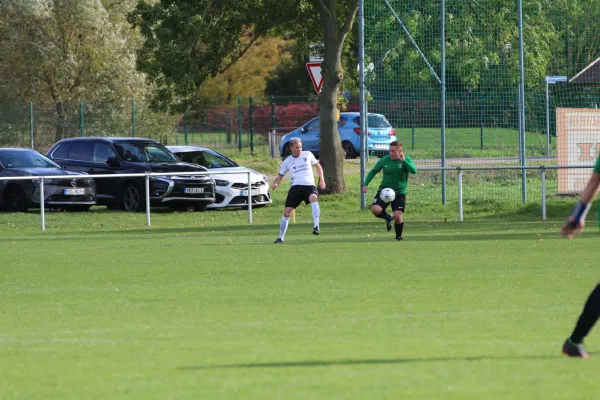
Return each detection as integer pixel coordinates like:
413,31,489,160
374,144,388,150
64,188,85,195
241,189,261,196
185,187,204,194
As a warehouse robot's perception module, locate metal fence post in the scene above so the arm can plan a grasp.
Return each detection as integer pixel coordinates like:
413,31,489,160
29,102,34,149
80,101,84,137
249,96,254,155
238,96,242,152
411,92,416,151
458,168,463,222
271,96,276,130
132,99,136,137
480,90,484,150
184,109,189,145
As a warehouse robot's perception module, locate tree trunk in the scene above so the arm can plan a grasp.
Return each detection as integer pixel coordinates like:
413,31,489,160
318,17,346,194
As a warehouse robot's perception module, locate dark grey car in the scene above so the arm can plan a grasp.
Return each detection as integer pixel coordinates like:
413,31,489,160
0,148,96,212
47,137,215,211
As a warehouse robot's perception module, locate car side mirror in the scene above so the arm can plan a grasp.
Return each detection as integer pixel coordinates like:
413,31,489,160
106,156,120,167
301,126,308,133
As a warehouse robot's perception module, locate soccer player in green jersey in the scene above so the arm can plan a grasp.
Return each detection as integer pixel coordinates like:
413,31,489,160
362,141,417,241
560,156,600,358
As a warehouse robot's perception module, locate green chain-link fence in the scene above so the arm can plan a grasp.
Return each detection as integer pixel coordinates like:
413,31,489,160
362,0,600,206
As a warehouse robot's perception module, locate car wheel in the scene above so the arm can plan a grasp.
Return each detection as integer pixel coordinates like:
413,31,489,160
193,203,208,212
121,182,144,212
3,186,28,212
342,141,357,159
282,143,292,158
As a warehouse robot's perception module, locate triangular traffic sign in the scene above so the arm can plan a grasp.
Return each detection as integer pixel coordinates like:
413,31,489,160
306,62,323,93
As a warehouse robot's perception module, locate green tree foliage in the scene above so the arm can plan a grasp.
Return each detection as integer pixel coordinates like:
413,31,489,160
365,0,559,93
265,32,359,99
128,0,310,113
265,40,315,97
200,36,293,104
0,0,175,145
130,0,359,194
547,0,600,78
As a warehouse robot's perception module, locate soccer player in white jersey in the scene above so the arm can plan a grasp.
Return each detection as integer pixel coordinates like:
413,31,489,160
271,138,326,243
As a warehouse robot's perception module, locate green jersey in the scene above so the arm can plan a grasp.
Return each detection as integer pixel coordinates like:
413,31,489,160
594,156,600,173
363,155,417,194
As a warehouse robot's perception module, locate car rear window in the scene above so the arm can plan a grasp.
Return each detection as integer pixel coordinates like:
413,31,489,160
114,142,179,163
352,115,392,128
49,143,71,159
68,142,94,161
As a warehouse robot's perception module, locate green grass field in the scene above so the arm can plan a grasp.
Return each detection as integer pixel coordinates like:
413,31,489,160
1,178,599,399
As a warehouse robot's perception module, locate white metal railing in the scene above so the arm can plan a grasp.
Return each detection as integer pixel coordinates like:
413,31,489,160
416,164,593,221
1,165,594,230
0,170,253,231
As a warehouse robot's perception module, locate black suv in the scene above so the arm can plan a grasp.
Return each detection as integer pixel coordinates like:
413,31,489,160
47,137,215,211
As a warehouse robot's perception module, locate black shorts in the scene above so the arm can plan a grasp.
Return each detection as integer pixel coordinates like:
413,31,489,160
372,191,406,212
285,185,318,208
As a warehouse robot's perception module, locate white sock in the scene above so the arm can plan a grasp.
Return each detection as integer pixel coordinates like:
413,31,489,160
279,216,291,240
311,202,320,228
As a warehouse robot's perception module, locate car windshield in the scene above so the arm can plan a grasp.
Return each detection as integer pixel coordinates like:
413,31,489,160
114,142,179,163
0,150,59,169
177,150,237,168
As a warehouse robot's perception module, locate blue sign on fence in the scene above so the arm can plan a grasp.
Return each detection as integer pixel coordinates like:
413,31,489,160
546,76,568,84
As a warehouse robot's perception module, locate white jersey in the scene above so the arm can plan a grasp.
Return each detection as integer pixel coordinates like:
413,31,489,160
279,151,318,187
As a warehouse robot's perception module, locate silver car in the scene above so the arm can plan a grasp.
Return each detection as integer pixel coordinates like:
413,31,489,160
167,145,272,209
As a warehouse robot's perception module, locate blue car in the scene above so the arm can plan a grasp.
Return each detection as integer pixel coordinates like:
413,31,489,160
279,112,396,159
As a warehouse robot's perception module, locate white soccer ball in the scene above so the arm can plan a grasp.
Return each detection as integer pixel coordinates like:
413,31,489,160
380,188,396,203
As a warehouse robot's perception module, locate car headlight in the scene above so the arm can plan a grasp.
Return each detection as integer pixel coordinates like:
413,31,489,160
262,175,268,182
215,179,229,186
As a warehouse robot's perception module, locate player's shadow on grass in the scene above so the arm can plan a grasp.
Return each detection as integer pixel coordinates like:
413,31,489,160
178,354,561,370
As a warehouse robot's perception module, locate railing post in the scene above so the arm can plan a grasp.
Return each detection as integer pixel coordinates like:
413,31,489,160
269,129,275,159
541,166,546,220
458,168,463,222
247,171,252,224
145,173,151,227
40,177,45,231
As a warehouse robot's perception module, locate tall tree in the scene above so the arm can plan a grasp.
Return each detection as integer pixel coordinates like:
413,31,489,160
0,0,152,142
200,36,292,105
129,0,359,194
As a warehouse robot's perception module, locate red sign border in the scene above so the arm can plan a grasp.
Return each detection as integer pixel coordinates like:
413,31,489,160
306,62,323,93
